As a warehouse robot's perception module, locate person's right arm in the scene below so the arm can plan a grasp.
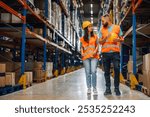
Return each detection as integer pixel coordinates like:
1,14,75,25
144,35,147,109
80,41,84,57
99,32,111,44
81,47,84,56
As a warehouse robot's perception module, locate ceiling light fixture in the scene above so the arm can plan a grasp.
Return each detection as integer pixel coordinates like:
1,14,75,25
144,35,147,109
90,4,93,8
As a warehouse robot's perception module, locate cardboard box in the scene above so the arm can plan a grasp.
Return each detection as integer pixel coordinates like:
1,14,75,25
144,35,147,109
127,61,133,73
6,62,15,72
34,62,43,70
33,70,45,80
34,8,40,15
143,53,150,71
25,72,33,85
11,14,22,23
5,72,15,86
34,28,43,36
0,63,6,73
143,70,150,89
0,76,5,88
0,13,11,23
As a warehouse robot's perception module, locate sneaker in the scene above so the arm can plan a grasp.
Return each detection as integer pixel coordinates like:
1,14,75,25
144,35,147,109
87,88,91,94
93,88,98,96
114,88,121,96
104,89,112,95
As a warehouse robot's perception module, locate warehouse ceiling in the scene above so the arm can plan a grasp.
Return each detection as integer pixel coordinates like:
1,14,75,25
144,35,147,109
78,0,101,31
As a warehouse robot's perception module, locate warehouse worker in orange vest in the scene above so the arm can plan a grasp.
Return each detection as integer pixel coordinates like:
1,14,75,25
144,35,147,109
80,21,99,95
99,14,124,96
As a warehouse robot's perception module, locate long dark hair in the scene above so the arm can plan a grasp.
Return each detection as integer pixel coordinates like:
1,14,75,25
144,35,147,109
83,27,94,43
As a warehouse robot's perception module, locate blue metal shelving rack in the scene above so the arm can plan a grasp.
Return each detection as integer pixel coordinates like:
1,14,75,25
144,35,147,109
0,0,83,94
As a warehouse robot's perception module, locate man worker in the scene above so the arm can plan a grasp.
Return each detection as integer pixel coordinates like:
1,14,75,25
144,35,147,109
99,14,124,96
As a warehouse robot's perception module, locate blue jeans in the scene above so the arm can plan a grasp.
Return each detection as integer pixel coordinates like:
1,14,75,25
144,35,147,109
83,58,98,89
102,52,120,89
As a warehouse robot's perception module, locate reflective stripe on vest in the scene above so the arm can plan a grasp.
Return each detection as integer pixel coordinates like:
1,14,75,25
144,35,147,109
84,45,95,50
102,44,120,49
83,50,94,57
101,25,121,52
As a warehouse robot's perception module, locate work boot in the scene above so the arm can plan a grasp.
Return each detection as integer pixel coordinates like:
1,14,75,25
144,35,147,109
114,88,121,96
104,88,112,95
87,88,91,94
93,88,98,96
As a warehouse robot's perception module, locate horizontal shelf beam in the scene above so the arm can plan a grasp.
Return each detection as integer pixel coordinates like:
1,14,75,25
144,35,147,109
123,23,150,38
0,1,25,22
26,30,72,54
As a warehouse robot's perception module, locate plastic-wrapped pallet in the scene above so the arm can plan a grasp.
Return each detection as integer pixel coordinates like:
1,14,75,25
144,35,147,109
51,10,55,25
46,62,53,78
73,31,76,46
67,19,71,41
47,0,52,21
52,2,58,29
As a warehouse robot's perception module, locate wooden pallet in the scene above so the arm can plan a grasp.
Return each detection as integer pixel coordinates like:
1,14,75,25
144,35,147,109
142,86,150,97
47,77,53,80
26,83,32,88
33,78,46,83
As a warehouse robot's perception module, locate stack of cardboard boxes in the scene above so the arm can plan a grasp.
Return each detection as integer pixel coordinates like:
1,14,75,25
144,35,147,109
0,64,6,88
33,62,45,81
1,62,34,86
5,72,15,86
0,63,16,88
127,60,133,80
127,60,133,74
0,13,22,23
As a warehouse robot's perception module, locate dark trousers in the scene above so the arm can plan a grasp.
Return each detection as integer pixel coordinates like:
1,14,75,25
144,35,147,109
102,52,120,89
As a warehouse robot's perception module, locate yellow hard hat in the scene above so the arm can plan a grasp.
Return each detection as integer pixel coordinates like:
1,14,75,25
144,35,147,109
108,33,118,42
82,21,92,29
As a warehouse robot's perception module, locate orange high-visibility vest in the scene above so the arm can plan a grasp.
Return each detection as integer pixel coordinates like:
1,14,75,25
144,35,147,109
100,25,123,53
80,35,99,61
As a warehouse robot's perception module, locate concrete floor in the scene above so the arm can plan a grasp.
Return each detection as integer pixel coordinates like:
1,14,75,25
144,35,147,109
0,68,149,100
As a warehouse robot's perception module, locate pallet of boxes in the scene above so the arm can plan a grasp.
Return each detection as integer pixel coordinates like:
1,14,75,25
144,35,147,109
24,62,33,87
0,64,6,89
0,63,15,95
33,62,46,83
15,62,33,87
141,53,150,96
